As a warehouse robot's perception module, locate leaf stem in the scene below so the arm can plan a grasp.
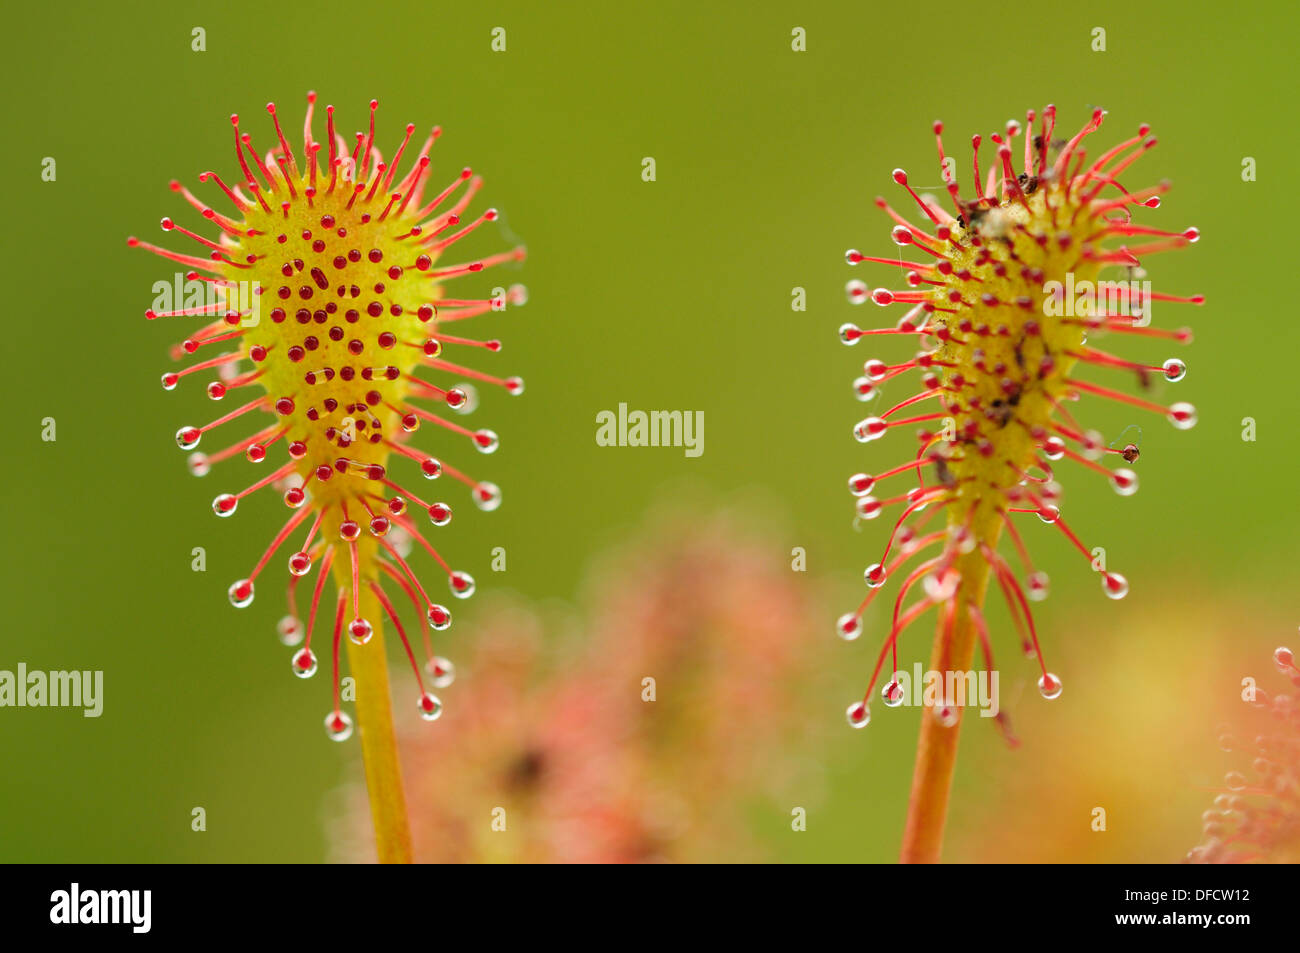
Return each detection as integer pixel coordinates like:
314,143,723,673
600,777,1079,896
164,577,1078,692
898,530,1000,864
345,584,413,864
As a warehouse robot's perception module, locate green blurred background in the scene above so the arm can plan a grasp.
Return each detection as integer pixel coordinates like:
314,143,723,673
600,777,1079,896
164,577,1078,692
3,0,1297,862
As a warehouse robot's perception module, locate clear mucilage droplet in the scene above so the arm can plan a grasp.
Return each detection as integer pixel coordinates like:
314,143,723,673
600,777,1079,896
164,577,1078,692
426,656,456,688
450,383,479,415
836,613,862,641
325,710,354,741
848,473,874,497
923,569,958,601
277,615,304,647
473,482,502,512
881,678,905,708
288,551,312,576
228,578,254,608
854,417,887,443
845,701,870,729
1102,572,1130,600
856,497,882,520
1038,672,1063,699
1168,402,1197,430
418,692,444,721
292,648,318,678
1109,468,1139,496
449,571,476,599
348,618,373,645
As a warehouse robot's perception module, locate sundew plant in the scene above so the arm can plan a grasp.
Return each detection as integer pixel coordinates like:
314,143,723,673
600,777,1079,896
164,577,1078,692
836,106,1201,863
130,95,527,862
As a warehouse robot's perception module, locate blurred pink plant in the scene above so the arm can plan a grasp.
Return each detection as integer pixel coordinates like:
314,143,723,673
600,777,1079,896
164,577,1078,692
940,593,1294,863
331,507,830,862
1187,645,1300,864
